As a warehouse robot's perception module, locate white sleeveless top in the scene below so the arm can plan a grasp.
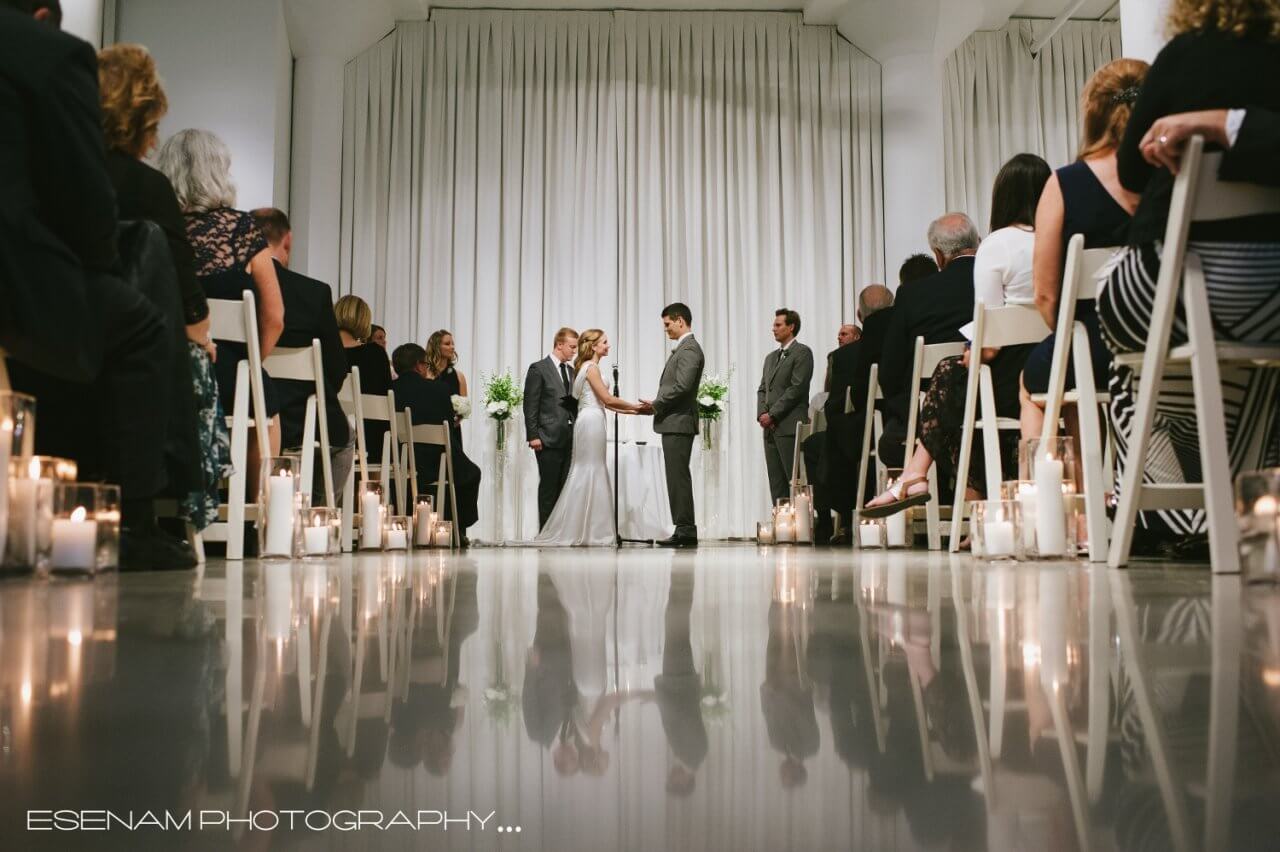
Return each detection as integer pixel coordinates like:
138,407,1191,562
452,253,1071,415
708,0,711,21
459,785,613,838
574,362,603,412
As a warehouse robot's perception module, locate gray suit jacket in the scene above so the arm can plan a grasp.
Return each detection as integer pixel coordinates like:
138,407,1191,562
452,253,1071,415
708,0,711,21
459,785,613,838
523,356,574,449
653,334,705,435
757,341,814,437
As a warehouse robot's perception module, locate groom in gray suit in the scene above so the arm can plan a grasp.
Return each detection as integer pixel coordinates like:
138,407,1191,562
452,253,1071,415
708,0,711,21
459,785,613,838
523,327,579,529
640,303,705,548
758,309,814,503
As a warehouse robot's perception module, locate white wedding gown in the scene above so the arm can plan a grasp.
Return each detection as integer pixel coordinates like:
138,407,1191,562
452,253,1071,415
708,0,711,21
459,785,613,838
532,362,616,546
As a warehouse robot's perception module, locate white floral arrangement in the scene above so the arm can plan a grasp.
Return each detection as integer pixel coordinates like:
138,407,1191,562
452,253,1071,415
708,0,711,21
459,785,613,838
700,687,730,724
482,684,519,723
480,371,523,422
451,394,472,420
697,369,732,422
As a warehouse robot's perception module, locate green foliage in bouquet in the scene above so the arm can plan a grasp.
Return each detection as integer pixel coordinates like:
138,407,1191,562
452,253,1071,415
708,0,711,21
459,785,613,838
481,371,523,421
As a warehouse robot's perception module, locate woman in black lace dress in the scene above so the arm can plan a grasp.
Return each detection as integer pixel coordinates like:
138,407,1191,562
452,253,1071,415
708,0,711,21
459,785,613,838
157,129,285,483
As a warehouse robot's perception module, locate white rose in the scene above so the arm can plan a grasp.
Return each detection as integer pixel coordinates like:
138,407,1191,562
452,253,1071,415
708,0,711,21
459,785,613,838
711,399,724,410
451,395,472,418
698,395,714,407
494,400,509,414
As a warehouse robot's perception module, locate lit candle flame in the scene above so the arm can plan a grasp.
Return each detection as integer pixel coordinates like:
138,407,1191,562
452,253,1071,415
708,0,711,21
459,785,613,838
28,457,41,479
70,506,87,523
1256,495,1278,517
68,630,83,647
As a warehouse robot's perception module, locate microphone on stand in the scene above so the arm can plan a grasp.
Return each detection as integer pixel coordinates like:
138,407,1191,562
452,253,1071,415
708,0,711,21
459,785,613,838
613,363,621,546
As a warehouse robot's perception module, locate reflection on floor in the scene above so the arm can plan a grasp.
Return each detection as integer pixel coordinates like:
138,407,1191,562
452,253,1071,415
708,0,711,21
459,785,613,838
1,545,1279,851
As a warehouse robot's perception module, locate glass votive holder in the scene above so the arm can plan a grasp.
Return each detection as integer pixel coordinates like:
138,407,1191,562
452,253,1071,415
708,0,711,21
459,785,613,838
858,519,885,549
50,483,100,574
3,455,65,575
756,521,775,545
259,457,302,559
384,515,410,551
431,519,454,549
1019,436,1076,482
970,500,1021,561
358,480,386,551
299,507,339,558
773,507,797,544
1012,441,1078,559
1237,469,1280,584
95,484,121,572
0,392,35,564
790,485,814,544
412,495,437,546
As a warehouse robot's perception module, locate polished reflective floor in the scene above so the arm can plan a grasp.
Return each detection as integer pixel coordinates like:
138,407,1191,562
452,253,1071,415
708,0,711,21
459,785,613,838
2,545,1279,851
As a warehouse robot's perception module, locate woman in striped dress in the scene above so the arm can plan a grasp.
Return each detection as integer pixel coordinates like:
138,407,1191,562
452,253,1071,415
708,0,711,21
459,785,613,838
1099,0,1280,551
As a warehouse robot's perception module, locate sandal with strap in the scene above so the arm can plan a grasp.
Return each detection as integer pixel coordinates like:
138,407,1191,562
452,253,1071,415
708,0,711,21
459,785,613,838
858,473,931,520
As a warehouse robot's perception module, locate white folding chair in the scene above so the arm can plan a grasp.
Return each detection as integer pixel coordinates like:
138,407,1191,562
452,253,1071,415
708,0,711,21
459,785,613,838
790,393,827,491
949,305,1052,551
1031,234,1120,562
200,293,271,561
1109,138,1280,571
398,413,460,547
338,379,400,550
852,364,884,549
904,338,968,550
263,339,335,510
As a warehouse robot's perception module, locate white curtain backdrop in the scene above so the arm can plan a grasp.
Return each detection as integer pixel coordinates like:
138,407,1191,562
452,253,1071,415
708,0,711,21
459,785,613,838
340,10,883,542
942,19,1122,231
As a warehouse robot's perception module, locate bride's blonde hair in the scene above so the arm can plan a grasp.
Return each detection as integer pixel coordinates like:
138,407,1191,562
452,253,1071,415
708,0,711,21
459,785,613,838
574,329,604,374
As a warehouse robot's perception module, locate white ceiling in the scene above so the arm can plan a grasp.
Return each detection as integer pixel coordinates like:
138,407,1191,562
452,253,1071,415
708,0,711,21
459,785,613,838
1014,0,1118,19
420,0,802,11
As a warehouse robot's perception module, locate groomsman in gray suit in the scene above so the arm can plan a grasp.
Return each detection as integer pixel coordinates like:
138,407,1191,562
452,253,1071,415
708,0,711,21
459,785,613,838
523,327,579,529
758,309,814,503
640,303,705,548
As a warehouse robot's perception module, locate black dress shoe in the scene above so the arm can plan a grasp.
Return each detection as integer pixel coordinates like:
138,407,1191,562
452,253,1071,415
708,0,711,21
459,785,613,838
121,525,198,572
656,535,698,549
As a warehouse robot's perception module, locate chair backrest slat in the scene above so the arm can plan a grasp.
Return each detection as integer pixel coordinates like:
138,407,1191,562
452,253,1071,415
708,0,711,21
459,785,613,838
1193,151,1280,221
360,394,394,421
404,423,449,447
262,345,317,381
974,304,1052,349
921,342,967,375
208,298,249,343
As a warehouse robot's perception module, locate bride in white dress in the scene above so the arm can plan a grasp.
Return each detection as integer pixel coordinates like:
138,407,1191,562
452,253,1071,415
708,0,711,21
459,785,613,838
534,329,644,546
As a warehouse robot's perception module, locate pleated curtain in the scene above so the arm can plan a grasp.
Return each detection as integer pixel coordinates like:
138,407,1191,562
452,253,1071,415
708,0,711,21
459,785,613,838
340,10,883,541
942,19,1122,231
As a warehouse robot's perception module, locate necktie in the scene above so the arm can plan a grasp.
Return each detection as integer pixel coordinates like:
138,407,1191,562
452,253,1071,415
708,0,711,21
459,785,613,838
560,362,572,393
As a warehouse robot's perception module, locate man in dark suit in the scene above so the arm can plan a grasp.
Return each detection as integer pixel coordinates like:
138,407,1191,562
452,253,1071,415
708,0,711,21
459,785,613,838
391,344,482,535
655,572,707,797
252,208,353,506
757,308,815,503
1,0,186,571
877,215,980,468
522,327,578,529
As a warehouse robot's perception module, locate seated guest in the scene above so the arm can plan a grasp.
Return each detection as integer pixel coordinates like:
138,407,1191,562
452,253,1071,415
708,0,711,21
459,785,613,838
335,294,393,460
2,1,188,571
803,321,867,543
1138,107,1280,182
876,214,981,470
97,43,223,533
1019,59,1147,448
864,155,1051,517
371,324,388,349
157,128,285,490
391,343,482,537
251,208,354,506
424,328,468,449
1100,0,1280,551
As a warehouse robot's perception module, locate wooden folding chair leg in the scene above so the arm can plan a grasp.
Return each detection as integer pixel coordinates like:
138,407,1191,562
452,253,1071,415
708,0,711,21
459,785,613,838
978,365,1003,498
925,463,941,551
1184,258,1240,573
949,360,983,552
1074,323,1111,563
340,461,355,552
300,396,317,498
226,363,251,561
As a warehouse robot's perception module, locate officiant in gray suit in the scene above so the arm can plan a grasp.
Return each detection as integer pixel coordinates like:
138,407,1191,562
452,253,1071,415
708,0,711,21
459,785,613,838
758,309,814,503
640,303,705,548
523,327,579,529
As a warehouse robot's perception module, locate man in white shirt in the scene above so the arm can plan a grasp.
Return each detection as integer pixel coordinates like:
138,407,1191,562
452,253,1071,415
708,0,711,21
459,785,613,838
523,327,579,528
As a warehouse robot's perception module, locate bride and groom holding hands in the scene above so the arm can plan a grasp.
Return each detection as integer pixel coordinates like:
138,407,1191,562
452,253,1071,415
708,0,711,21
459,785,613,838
522,303,705,548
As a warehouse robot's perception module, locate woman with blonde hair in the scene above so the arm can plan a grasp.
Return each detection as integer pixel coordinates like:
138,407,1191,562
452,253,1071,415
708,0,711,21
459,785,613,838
532,329,646,546
1100,0,1280,552
424,329,468,396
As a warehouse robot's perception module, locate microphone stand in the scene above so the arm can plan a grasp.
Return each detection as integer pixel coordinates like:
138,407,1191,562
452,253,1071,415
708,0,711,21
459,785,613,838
613,363,655,548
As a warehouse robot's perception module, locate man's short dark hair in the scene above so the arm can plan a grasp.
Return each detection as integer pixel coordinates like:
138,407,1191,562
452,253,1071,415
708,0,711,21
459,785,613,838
250,207,291,245
898,253,937,286
661,302,692,326
1,0,61,24
776,308,801,336
392,343,426,376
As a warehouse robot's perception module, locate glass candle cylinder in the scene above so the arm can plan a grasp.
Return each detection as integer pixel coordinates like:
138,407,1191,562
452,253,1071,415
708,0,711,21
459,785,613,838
432,519,454,549
858,519,885,549
791,484,814,544
1237,469,1280,584
756,521,775,545
358,481,385,551
773,507,796,544
300,507,339,557
971,500,1021,561
384,515,410,551
0,392,37,569
50,483,99,574
94,484,121,572
4,455,72,574
1018,438,1076,558
413,495,437,546
259,457,301,559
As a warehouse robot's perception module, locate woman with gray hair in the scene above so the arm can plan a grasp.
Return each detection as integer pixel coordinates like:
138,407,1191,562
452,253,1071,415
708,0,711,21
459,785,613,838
157,128,285,480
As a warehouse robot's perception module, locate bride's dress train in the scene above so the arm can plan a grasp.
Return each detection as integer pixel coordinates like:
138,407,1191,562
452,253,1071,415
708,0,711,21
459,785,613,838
532,362,615,546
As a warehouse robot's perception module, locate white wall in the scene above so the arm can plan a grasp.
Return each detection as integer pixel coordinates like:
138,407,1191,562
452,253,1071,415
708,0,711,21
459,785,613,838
1120,0,1171,62
113,0,293,211
61,0,105,47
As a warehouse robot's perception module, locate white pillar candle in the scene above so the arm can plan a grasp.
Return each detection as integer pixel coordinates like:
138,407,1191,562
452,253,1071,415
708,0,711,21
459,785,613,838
264,567,292,640
264,472,296,556
775,510,796,543
0,417,11,561
793,492,812,543
859,523,881,548
1034,455,1067,556
757,522,775,544
385,528,407,551
360,490,383,549
886,511,907,547
984,520,1015,557
303,520,329,555
7,460,49,565
415,509,437,546
50,507,97,570
433,524,452,548
1017,483,1038,550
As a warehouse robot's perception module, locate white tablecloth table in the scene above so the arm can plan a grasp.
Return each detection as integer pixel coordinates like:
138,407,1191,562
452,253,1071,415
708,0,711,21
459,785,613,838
606,440,673,541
